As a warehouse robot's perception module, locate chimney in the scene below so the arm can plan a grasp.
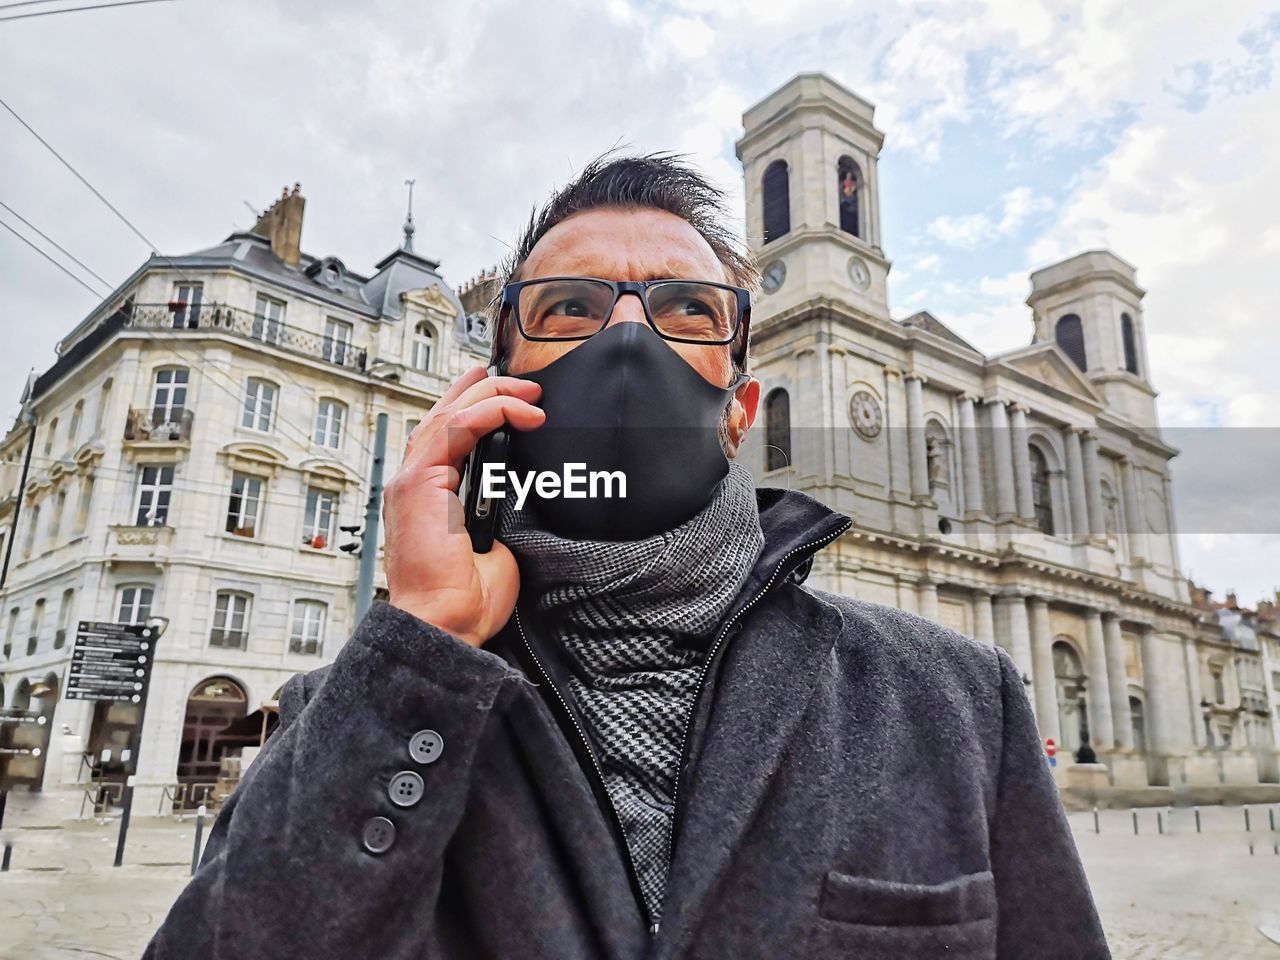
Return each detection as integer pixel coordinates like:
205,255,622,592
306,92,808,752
251,183,306,266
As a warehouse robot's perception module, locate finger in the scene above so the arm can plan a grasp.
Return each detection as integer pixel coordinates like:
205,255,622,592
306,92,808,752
436,365,489,408
409,377,542,463
421,395,545,473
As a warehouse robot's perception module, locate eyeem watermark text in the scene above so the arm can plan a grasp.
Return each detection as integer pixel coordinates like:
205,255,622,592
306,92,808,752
481,462,627,509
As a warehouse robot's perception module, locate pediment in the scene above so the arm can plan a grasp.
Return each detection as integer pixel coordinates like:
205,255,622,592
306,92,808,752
994,342,1104,406
219,440,289,474
900,310,980,353
299,457,361,486
403,284,458,318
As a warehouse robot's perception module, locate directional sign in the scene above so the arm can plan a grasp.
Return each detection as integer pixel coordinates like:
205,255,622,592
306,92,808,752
65,621,159,703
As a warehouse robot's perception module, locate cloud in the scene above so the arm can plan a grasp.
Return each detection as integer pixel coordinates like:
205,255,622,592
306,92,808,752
926,186,1054,250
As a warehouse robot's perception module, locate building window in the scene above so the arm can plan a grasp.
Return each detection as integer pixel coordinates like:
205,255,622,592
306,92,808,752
252,293,285,344
762,160,790,244
211,591,251,649
135,464,174,526
4,607,18,660
28,598,45,656
323,318,352,365
116,584,154,625
152,368,189,424
226,472,264,538
56,588,74,649
172,282,203,328
68,399,85,449
1029,445,1054,535
1212,666,1225,704
1055,314,1087,371
23,504,40,558
302,487,337,549
314,399,346,449
242,378,277,432
94,378,113,437
413,322,433,372
837,156,861,238
1121,313,1140,376
43,418,58,457
764,388,791,471
76,477,94,535
51,490,67,545
289,600,327,655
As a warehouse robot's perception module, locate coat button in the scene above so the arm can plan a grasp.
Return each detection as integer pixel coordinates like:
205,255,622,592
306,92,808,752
362,816,396,854
388,770,425,807
409,729,444,764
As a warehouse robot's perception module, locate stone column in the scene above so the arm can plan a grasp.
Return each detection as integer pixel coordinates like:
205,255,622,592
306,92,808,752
1083,609,1115,750
1103,612,1134,750
1082,432,1105,537
1162,473,1183,572
1120,457,1146,563
1138,626,1171,782
916,578,939,623
1064,428,1089,539
971,589,995,646
957,394,984,518
1009,404,1036,524
1027,597,1060,742
996,590,1034,682
1182,635,1206,748
905,373,930,501
985,399,1017,520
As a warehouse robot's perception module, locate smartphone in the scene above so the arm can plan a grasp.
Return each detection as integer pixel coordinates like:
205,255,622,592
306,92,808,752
461,427,510,554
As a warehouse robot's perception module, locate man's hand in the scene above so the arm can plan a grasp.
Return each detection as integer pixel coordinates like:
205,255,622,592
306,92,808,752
384,365,545,648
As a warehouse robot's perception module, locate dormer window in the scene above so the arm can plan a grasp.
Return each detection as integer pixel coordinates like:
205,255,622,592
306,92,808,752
413,322,434,372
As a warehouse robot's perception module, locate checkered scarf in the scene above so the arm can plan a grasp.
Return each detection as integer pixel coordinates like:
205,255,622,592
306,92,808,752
495,460,764,924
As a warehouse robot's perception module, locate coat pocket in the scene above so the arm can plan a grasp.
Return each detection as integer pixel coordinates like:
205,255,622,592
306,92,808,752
818,869,996,927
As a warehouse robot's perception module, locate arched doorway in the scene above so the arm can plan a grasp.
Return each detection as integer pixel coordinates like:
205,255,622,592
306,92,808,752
177,676,248,807
1053,640,1088,754
1129,694,1147,753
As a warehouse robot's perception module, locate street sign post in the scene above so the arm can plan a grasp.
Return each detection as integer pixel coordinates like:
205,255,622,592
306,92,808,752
65,619,164,866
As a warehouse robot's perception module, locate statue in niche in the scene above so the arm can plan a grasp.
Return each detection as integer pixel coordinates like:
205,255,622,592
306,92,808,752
926,435,949,488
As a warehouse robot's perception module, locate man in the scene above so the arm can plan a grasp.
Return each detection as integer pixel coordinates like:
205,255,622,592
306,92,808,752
144,153,1110,959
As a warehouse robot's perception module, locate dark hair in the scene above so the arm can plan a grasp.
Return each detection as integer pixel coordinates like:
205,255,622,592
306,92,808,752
486,149,759,377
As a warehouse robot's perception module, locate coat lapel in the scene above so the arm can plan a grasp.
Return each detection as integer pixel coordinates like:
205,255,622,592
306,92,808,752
655,585,846,957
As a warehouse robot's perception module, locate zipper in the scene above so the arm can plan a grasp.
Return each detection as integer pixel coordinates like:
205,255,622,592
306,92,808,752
513,607,658,935
661,517,852,890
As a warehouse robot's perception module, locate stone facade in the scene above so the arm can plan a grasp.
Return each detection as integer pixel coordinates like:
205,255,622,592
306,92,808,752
0,188,490,811
733,72,1279,797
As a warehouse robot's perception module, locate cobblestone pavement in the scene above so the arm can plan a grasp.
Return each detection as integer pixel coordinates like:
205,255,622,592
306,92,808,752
1,803,1278,958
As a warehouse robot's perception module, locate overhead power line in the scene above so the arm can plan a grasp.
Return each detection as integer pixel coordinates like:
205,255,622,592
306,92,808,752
0,199,112,288
0,95,161,252
0,0,174,22
0,217,106,299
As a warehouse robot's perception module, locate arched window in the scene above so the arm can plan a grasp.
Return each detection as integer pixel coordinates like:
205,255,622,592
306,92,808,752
1100,478,1120,538
762,160,790,244
764,388,791,471
1121,313,1140,375
1053,640,1088,753
413,322,434,372
837,156,861,237
23,504,40,558
1029,445,1054,535
94,378,113,436
68,399,85,448
1055,314,1087,371
43,418,58,457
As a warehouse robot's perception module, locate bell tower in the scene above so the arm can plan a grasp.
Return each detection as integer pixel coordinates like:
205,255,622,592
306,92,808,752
734,72,890,324
1027,250,1158,426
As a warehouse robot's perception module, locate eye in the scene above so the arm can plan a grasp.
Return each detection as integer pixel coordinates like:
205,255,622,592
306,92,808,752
546,299,591,317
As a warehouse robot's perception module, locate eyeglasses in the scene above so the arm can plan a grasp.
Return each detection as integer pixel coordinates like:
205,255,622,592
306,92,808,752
498,276,751,366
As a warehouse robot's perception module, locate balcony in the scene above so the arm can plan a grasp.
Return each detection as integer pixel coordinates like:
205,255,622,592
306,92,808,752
124,407,194,445
106,523,174,570
126,302,368,371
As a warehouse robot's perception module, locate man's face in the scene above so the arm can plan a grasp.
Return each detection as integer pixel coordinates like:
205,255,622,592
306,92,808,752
503,206,760,457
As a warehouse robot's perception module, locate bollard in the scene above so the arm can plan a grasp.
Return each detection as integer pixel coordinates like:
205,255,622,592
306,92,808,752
1157,811,1164,835
1195,806,1201,833
1,842,11,872
191,805,207,876
1245,807,1252,832
1093,806,1100,834
1271,808,1276,833
1249,841,1255,856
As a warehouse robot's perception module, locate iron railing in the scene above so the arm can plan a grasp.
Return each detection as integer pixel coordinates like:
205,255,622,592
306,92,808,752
209,629,248,650
125,302,369,371
124,406,195,442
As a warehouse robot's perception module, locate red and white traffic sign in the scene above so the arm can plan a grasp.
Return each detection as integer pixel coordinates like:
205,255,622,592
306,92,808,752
1044,738,1057,757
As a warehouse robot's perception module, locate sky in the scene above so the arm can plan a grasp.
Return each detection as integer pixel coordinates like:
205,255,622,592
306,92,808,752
2,0,1278,606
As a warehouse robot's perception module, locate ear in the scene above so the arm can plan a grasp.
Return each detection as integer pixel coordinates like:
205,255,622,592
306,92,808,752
724,377,760,458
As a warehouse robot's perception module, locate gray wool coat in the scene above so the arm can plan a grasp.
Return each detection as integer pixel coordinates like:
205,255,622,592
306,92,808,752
143,488,1111,959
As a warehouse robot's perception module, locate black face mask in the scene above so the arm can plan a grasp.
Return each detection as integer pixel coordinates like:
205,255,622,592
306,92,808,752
501,321,747,541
